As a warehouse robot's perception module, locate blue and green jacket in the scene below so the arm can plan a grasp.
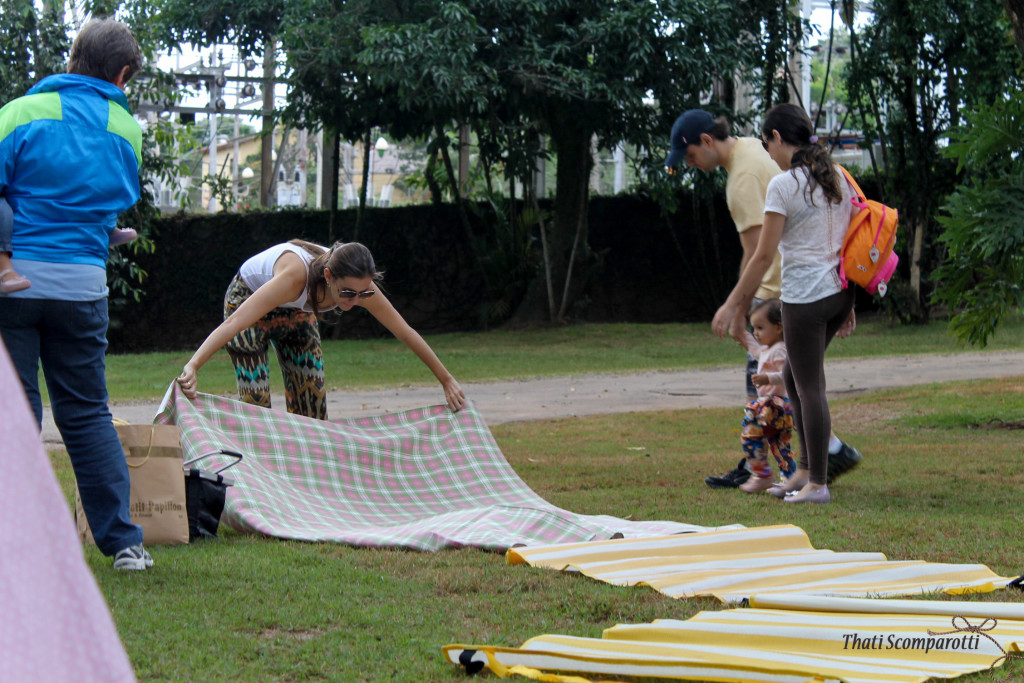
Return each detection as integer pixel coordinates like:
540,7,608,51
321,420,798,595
0,73,142,269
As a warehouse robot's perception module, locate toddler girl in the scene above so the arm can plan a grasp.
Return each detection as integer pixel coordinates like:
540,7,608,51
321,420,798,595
737,298,796,493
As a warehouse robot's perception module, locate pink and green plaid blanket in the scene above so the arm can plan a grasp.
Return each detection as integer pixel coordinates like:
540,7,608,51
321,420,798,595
155,385,722,551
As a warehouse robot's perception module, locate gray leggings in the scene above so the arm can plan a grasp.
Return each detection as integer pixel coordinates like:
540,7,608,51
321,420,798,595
781,288,856,485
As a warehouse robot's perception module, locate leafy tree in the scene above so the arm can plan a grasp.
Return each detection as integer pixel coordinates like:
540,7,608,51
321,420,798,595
0,1,198,308
933,99,1024,346
151,0,286,208
1005,0,1024,53
123,0,802,323
325,0,776,322
0,1,152,309
126,1,802,323
148,0,284,52
843,0,1021,322
0,0,68,106
279,0,444,234
808,30,861,138
932,4,1024,346
749,0,806,110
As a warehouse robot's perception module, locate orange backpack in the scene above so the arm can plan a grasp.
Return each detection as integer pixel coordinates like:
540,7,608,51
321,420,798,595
838,166,899,297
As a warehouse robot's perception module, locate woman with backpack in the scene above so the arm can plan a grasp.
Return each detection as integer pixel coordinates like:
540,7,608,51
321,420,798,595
711,103,857,504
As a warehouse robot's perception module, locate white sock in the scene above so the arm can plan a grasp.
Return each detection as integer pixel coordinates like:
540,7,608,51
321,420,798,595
828,434,843,454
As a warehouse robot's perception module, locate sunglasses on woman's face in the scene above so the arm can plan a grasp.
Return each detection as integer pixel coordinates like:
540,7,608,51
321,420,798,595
337,287,375,300
761,137,771,151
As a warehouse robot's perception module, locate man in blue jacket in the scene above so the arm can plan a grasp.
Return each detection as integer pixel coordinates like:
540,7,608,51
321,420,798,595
0,18,152,570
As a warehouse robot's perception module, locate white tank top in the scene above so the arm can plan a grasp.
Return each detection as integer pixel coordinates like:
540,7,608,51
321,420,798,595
238,243,321,311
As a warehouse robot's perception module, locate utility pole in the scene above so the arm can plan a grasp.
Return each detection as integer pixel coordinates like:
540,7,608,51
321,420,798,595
260,43,276,208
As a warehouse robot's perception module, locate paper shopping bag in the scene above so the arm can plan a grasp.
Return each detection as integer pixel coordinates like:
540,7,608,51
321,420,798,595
76,423,190,546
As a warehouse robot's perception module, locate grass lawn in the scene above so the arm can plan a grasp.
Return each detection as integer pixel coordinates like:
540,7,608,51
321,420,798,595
47,371,1024,682
97,314,1024,403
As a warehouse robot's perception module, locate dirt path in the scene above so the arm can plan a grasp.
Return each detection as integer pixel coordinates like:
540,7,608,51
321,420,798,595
41,350,1024,446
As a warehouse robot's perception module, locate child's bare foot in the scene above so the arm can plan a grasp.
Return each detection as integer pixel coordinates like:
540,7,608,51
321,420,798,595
109,227,138,247
0,268,31,293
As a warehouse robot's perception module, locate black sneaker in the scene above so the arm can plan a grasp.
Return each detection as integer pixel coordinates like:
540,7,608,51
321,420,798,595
705,458,751,489
113,543,154,571
826,442,863,484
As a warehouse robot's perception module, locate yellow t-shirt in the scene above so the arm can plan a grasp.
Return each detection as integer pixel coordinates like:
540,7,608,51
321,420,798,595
722,137,782,300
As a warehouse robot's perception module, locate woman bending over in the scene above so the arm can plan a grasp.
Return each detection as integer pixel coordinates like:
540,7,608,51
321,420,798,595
177,240,465,418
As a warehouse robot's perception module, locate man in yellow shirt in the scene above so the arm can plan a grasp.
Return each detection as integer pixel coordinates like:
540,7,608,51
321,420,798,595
666,109,862,489
667,110,782,397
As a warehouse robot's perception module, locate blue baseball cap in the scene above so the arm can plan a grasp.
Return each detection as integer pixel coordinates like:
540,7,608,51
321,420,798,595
665,109,716,167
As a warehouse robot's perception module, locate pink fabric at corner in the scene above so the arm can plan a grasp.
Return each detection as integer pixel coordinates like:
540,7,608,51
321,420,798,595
0,338,136,682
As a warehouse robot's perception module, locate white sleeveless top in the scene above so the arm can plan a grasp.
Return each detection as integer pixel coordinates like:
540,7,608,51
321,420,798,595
238,243,321,311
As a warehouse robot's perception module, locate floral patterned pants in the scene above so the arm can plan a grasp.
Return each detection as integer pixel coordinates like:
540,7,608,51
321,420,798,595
222,273,327,420
741,395,795,479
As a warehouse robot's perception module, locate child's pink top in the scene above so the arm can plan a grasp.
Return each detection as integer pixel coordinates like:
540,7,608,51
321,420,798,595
741,333,788,398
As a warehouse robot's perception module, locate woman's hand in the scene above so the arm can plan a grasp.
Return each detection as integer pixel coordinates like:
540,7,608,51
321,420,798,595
442,377,466,412
711,302,738,339
751,373,769,387
177,364,199,399
835,309,857,339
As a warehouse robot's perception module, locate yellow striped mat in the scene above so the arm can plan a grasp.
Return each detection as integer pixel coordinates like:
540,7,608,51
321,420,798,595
506,525,1013,604
444,598,1024,682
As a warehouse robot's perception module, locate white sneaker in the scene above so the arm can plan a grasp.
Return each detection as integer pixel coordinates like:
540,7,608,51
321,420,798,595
113,543,154,571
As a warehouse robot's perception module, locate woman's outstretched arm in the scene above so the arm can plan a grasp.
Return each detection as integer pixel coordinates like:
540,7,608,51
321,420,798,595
360,291,466,412
177,252,308,398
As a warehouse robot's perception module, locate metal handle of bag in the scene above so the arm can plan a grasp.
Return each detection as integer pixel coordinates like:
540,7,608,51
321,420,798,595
182,449,244,475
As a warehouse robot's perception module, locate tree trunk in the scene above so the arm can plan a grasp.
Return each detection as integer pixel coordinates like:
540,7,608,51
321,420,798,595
548,115,594,322
847,27,889,174
529,186,556,321
424,148,443,206
265,125,292,209
763,9,779,108
437,125,491,296
260,45,276,208
508,116,594,325
356,126,372,239
323,131,340,243
1004,0,1024,54
909,218,923,309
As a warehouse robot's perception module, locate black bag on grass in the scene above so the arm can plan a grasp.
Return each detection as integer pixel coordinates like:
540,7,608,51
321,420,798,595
183,449,243,541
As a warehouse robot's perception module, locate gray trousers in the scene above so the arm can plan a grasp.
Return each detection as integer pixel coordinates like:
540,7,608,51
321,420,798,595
780,289,855,485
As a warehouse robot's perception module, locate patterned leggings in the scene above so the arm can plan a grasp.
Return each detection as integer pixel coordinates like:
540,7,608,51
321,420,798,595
223,273,327,420
741,395,796,479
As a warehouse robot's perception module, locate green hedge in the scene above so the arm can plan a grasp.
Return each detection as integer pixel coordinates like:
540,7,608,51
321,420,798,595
107,191,742,353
